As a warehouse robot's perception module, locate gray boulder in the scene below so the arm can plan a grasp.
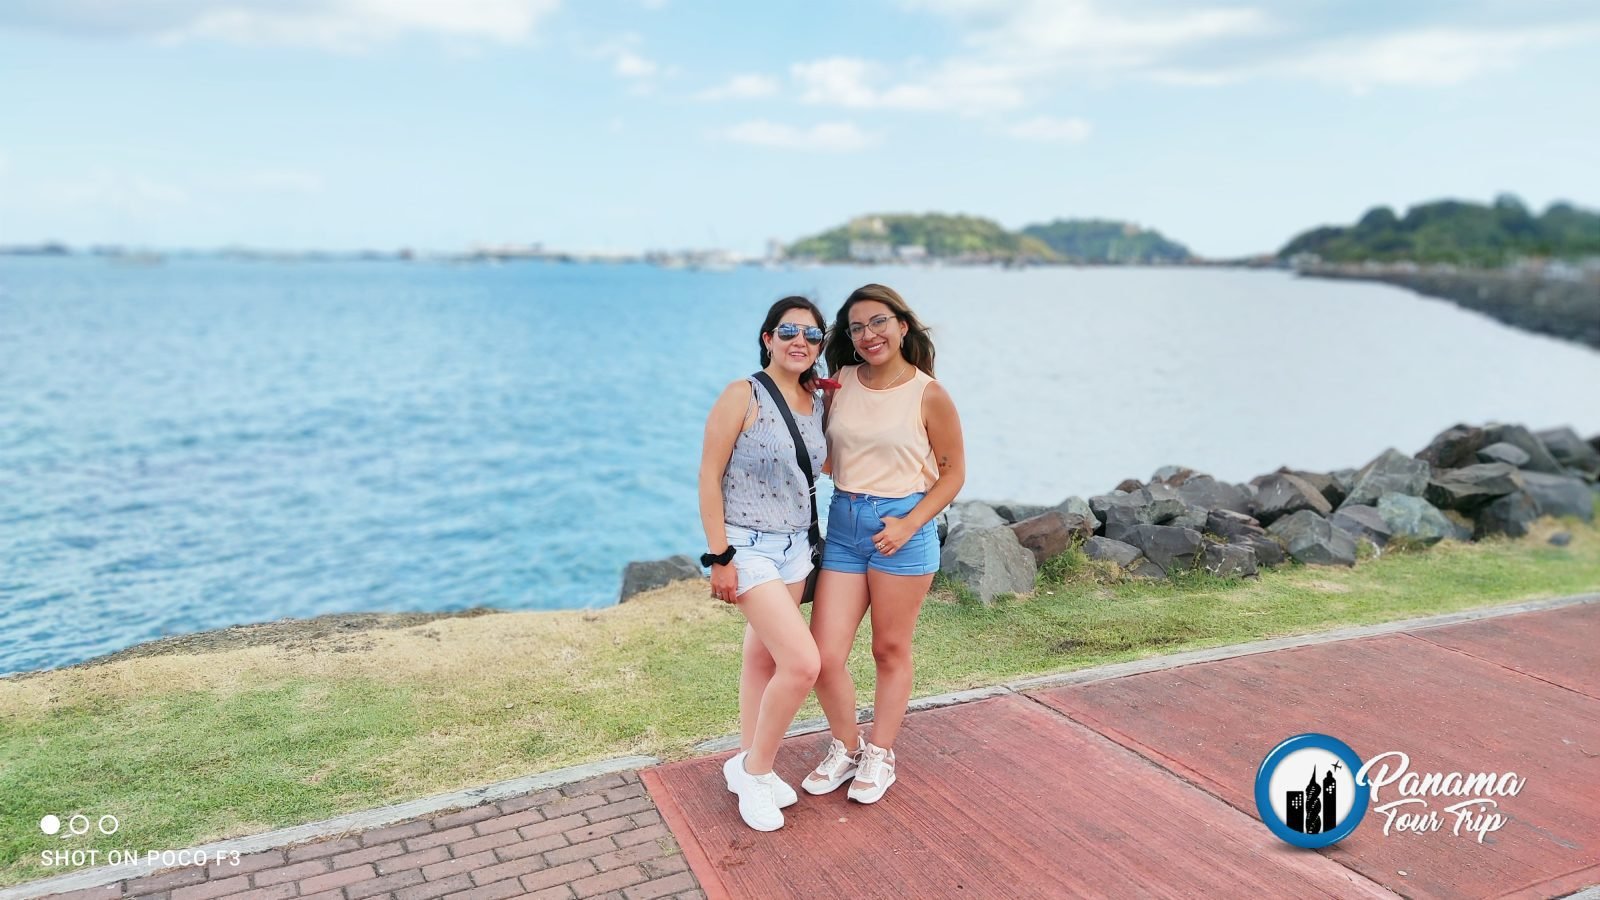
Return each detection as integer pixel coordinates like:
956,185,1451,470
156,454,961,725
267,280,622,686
939,526,1037,604
1010,510,1092,565
1343,448,1430,508
1230,531,1287,567
1520,471,1596,522
1377,493,1457,546
1176,475,1252,514
1252,472,1333,525
1201,541,1257,578
1424,463,1525,511
1415,424,1487,470
1205,508,1265,539
1281,468,1345,508
1267,510,1356,566
1474,491,1540,539
1055,496,1095,521
1331,468,1359,502
1082,536,1143,568
1089,491,1135,524
1328,505,1392,548
1120,524,1204,575
1126,557,1168,579
619,555,703,602
1536,426,1600,477
1102,501,1155,543
946,501,1006,542
1476,442,1531,468
1481,424,1563,474
993,501,1052,524
1549,531,1573,547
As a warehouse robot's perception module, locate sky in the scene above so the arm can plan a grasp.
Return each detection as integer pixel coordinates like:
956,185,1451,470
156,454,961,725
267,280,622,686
1,0,1597,258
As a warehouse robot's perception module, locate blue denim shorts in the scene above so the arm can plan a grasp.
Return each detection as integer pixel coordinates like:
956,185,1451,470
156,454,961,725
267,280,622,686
821,491,940,576
725,524,814,596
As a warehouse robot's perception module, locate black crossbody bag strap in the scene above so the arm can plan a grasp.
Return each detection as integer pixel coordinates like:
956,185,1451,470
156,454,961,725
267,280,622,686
751,372,820,552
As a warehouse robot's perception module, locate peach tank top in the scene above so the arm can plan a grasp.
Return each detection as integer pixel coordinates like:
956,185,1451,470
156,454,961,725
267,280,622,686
827,364,939,497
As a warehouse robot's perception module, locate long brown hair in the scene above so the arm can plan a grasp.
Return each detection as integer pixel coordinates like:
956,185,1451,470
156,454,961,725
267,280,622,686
758,295,828,388
823,283,935,377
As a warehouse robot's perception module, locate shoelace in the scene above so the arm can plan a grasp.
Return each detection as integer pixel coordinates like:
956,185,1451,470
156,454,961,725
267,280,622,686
816,741,855,777
857,747,887,783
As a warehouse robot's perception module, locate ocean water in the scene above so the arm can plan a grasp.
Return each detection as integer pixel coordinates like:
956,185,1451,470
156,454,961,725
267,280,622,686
3,258,1598,676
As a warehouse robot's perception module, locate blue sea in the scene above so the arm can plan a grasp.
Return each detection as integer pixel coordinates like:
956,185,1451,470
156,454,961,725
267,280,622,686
4,257,1599,676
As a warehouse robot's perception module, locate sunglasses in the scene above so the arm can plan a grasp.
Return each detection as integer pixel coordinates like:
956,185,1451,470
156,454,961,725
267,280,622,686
773,323,826,345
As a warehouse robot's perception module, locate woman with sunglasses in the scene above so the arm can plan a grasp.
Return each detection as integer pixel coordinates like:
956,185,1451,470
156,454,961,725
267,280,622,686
802,283,965,805
697,296,830,832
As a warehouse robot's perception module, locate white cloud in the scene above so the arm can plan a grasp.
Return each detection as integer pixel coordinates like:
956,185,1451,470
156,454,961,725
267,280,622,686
1293,25,1600,92
0,0,561,51
904,0,1600,94
1006,116,1093,143
905,0,1275,71
717,120,880,153
791,57,1026,114
696,73,780,101
613,49,658,78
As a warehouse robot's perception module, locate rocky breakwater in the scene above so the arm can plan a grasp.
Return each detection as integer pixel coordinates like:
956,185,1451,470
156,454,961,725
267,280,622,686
619,422,1599,603
1299,263,1600,350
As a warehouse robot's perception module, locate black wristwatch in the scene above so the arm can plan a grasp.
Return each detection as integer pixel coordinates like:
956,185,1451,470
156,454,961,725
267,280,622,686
700,546,736,568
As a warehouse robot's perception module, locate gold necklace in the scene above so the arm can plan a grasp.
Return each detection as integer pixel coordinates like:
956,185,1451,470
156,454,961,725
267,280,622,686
866,361,909,389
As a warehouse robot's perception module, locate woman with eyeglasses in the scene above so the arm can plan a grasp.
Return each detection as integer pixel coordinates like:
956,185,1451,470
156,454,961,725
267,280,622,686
802,283,965,805
697,296,830,832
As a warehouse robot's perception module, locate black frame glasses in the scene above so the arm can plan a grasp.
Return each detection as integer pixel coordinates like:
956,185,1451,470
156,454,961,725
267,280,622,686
772,323,826,345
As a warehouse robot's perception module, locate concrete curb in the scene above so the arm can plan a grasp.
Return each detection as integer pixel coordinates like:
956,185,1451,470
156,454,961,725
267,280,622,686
0,755,658,900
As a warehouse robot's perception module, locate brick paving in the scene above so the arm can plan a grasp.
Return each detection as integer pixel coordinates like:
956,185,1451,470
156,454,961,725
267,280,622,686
37,772,705,900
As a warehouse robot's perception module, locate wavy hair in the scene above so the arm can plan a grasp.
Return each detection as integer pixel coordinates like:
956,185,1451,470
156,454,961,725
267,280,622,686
823,283,935,377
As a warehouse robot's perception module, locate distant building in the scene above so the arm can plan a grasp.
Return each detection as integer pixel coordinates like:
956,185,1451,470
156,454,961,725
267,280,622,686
896,244,927,261
849,240,893,262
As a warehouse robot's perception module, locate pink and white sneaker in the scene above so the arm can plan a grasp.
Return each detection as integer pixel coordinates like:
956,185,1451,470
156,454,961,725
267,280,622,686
802,735,864,795
847,742,896,804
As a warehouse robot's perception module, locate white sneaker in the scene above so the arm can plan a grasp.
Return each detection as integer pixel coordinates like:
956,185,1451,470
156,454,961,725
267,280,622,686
847,742,896,804
722,751,785,831
802,735,864,795
730,748,798,808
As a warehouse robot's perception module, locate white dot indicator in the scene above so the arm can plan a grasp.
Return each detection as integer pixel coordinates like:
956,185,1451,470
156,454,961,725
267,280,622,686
40,815,61,835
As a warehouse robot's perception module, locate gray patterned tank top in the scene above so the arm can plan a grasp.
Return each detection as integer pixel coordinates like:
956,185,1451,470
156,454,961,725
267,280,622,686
721,376,826,533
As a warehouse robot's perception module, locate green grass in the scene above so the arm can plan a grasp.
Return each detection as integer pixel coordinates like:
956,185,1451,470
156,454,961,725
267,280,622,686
2,517,1597,886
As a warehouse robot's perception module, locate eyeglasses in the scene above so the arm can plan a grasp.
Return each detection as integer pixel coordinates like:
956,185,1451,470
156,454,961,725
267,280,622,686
773,323,825,345
847,314,896,341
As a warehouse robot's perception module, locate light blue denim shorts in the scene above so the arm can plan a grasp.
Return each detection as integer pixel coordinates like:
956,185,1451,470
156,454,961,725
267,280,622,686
725,524,814,596
821,491,940,576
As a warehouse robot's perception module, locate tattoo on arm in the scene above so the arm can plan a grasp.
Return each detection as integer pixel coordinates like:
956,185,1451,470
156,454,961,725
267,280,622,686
939,455,952,471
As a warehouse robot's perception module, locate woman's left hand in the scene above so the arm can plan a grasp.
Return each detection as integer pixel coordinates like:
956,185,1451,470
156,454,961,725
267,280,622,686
873,515,917,557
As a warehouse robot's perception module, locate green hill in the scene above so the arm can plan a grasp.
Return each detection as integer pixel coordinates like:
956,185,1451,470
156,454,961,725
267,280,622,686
1279,194,1600,266
786,213,1059,263
1021,219,1192,264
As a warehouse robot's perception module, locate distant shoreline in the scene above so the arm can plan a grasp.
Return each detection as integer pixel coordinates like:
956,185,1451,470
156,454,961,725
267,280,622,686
1298,263,1600,351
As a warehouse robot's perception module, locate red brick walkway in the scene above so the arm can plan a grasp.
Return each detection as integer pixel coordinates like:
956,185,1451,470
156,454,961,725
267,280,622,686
40,772,703,900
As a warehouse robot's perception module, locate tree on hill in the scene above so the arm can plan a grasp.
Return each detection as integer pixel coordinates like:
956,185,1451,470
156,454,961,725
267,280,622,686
786,213,1059,263
1020,219,1192,264
1279,195,1600,266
